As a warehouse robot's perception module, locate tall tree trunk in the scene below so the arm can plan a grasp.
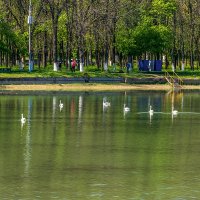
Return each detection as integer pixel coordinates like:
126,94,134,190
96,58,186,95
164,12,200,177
65,0,73,70
53,21,58,71
37,50,41,69
189,0,194,70
171,11,176,72
43,30,48,68
44,0,64,71
104,38,109,71
103,0,110,71
0,51,2,66
181,36,185,71
112,0,117,67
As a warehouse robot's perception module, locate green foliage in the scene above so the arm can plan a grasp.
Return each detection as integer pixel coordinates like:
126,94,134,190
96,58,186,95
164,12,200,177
0,21,13,52
151,0,176,20
116,20,173,56
134,23,173,54
116,27,137,56
58,12,67,43
116,0,175,57
0,19,25,54
15,31,28,55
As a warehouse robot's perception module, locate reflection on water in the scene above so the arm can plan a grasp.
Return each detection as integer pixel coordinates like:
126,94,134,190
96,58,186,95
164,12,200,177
0,91,200,199
78,95,83,125
23,97,32,176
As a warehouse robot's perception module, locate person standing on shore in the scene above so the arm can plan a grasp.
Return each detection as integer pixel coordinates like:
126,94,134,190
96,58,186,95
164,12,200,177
71,59,77,72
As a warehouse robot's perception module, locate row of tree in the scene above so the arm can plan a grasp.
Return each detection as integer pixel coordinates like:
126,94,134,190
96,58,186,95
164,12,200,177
0,0,199,71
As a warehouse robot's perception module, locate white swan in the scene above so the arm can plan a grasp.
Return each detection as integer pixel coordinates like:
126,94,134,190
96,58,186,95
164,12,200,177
103,99,110,107
59,100,64,109
124,104,130,112
172,107,178,115
149,105,154,115
21,114,26,123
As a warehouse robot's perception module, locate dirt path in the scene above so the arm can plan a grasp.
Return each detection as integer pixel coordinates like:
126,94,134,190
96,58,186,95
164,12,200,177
0,83,200,91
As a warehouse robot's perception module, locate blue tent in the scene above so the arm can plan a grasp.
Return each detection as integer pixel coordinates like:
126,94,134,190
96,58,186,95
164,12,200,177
138,60,162,71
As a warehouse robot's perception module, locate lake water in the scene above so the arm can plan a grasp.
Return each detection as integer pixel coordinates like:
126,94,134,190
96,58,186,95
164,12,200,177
0,90,200,199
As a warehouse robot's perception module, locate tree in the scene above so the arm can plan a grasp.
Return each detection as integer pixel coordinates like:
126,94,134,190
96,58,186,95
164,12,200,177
43,0,65,71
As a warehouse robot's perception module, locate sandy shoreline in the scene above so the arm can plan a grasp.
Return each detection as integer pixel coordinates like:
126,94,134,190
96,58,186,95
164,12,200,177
0,83,200,91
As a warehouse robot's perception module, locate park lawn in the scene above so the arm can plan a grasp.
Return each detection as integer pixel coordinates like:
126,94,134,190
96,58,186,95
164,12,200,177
0,67,159,79
0,65,200,79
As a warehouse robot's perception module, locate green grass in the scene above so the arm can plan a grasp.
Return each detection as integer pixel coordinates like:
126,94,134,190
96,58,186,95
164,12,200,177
0,65,200,79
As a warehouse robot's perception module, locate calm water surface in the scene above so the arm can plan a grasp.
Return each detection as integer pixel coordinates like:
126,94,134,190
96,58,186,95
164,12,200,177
0,90,200,199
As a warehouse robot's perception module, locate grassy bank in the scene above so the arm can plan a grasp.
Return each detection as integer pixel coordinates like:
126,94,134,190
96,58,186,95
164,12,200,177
0,66,155,78
1,65,200,91
1,65,200,79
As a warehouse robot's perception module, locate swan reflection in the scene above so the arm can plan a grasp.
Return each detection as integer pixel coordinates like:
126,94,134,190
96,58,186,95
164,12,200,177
59,100,63,111
103,97,110,112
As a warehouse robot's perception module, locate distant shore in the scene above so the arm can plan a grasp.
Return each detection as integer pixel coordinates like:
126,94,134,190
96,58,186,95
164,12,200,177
1,83,200,92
